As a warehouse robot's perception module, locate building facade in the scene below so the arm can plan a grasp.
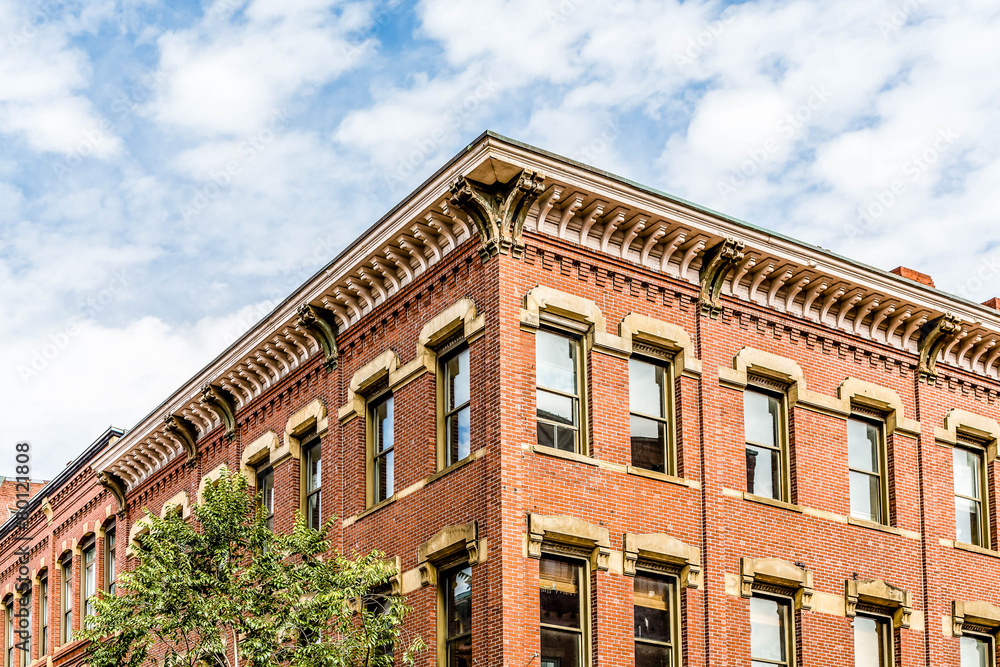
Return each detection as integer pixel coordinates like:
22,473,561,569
3,132,1000,666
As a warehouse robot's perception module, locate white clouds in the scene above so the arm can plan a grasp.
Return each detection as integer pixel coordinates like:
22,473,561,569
0,1,122,156
148,0,374,135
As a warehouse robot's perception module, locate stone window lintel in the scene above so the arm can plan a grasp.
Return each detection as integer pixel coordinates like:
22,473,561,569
953,600,1000,636
845,578,913,628
740,557,813,610
417,522,480,587
527,513,610,572
623,532,701,588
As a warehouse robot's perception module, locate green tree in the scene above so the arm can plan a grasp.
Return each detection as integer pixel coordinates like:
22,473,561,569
78,468,422,667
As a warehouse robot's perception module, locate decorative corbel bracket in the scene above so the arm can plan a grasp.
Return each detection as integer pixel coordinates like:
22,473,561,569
917,313,962,381
845,578,913,629
699,237,745,318
417,522,480,588
96,470,128,515
448,169,546,261
200,383,237,440
164,413,198,466
296,303,339,370
740,557,813,610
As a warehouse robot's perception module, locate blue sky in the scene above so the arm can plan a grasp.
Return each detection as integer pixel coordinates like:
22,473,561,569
2,0,1000,478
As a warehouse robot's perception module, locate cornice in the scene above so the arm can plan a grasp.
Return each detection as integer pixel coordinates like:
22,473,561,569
90,131,1000,492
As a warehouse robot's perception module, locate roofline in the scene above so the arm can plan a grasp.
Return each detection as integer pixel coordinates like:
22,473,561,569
0,426,125,541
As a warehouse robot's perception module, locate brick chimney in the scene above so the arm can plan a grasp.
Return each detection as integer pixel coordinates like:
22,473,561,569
983,297,1000,310
890,266,935,288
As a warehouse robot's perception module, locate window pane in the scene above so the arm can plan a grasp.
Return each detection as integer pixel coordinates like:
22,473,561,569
746,444,780,499
536,331,578,395
446,348,470,409
750,597,787,663
446,566,472,638
538,390,576,425
540,627,582,667
306,444,321,493
307,491,321,530
744,391,779,448
376,396,395,453
853,616,886,667
635,642,673,667
631,415,667,473
955,496,983,545
448,635,473,667
377,449,394,501
630,359,665,418
540,558,581,629
634,575,673,644
555,427,577,453
848,419,881,473
850,471,882,523
953,448,983,499
448,406,471,463
960,636,991,667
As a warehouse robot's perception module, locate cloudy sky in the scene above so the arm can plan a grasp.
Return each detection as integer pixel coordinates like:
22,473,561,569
1,0,999,479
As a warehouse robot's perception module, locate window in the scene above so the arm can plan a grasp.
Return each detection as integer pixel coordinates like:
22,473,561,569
848,418,887,524
961,635,993,667
539,556,586,667
536,330,583,453
61,556,72,644
5,600,12,667
19,594,29,666
371,394,395,504
750,596,792,667
82,539,96,619
629,358,673,474
105,525,116,595
39,575,48,656
257,467,275,531
442,565,472,667
634,573,678,667
303,438,322,530
443,347,471,466
744,388,787,501
953,445,988,547
364,591,394,665
852,615,892,667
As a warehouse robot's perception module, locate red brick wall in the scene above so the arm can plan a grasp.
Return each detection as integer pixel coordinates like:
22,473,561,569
2,229,1000,667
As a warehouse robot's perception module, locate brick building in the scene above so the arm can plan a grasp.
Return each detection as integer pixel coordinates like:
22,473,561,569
3,131,1000,667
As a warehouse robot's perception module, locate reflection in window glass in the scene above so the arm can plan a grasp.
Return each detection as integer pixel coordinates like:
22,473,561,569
629,358,671,474
953,446,986,546
83,542,96,618
536,331,580,453
853,615,890,667
848,418,886,524
304,440,322,529
444,348,471,465
744,390,784,500
750,596,790,667
372,395,395,503
444,566,472,667
960,635,991,667
540,557,584,667
634,574,676,666
257,467,274,530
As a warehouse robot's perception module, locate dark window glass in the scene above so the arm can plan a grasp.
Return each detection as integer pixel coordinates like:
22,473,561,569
629,358,671,474
750,596,791,667
444,566,472,667
540,557,584,667
444,348,472,465
744,389,784,500
62,560,72,644
848,418,886,523
961,635,992,667
364,592,394,665
83,543,96,618
106,526,116,595
634,573,676,666
304,440,322,529
853,615,891,667
953,446,986,546
372,394,395,503
536,331,581,453
257,468,274,530
5,603,12,667
39,577,48,655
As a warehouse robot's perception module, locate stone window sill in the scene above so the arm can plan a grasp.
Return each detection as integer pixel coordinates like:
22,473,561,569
625,465,698,488
941,539,1000,559
847,516,920,539
531,444,599,467
738,491,803,513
